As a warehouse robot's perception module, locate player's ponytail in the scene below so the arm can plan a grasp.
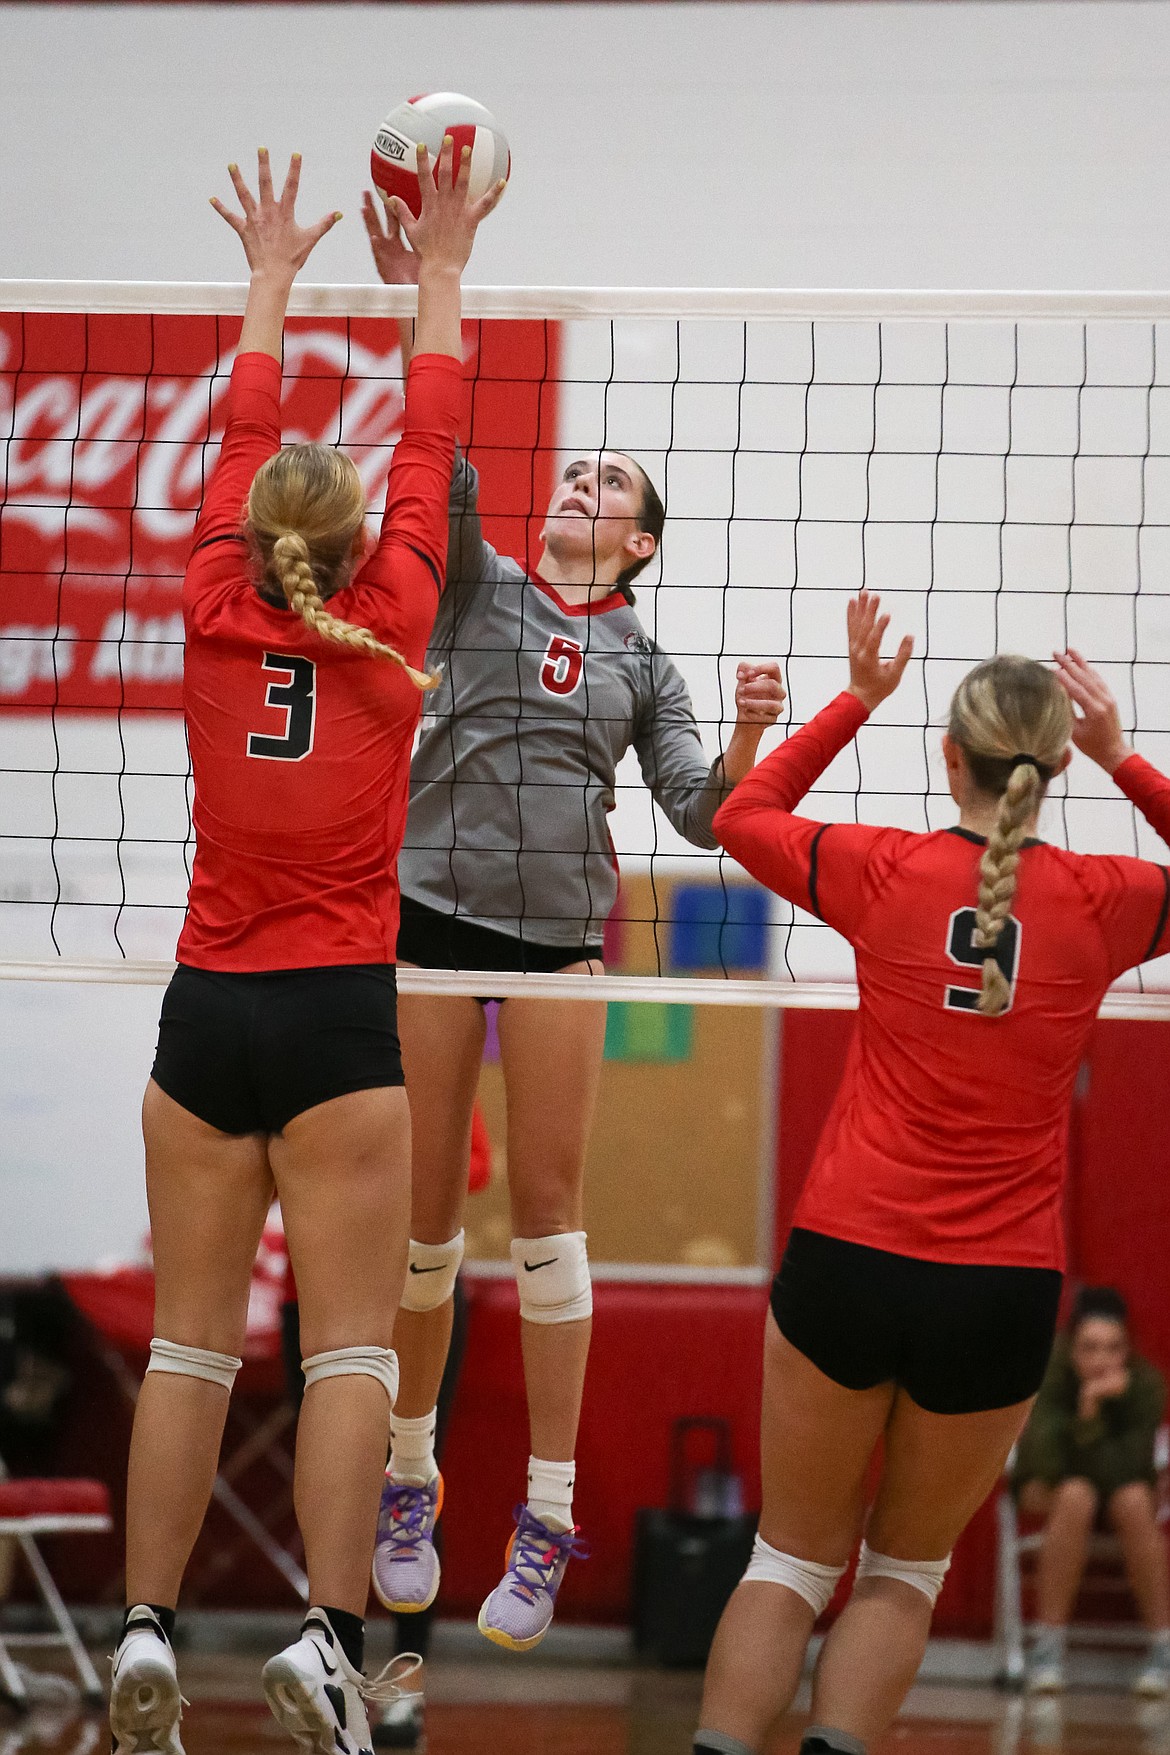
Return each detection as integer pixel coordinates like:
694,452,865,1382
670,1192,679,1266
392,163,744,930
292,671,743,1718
948,656,1073,1017
247,444,439,692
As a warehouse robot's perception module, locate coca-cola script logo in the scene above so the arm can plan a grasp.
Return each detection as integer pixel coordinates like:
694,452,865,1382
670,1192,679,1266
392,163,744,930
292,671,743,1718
0,312,558,711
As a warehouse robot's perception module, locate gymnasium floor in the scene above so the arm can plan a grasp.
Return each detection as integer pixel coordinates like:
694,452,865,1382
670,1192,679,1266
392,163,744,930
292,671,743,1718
6,1655,1170,1754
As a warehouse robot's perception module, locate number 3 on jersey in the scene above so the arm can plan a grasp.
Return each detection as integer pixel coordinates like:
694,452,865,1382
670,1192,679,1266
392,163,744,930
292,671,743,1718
945,907,1022,1013
247,652,317,761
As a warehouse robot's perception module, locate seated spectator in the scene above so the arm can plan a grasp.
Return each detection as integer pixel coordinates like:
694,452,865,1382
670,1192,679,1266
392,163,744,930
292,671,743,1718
1014,1286,1170,1696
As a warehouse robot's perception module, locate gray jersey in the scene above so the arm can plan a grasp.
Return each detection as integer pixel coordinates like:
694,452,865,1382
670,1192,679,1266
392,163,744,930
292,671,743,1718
400,452,728,949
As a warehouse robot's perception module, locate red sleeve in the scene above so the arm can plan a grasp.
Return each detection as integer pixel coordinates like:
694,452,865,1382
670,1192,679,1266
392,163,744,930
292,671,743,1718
375,352,463,589
1077,753,1170,975
714,691,889,935
1114,752,1170,849
189,352,282,555
1076,855,1170,978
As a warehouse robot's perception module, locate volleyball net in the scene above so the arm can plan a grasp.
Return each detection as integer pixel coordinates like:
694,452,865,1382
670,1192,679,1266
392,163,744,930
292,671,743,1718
3,281,1170,1014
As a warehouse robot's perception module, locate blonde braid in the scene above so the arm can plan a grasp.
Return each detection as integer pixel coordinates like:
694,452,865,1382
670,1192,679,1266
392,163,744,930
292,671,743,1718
973,762,1040,1016
271,534,438,693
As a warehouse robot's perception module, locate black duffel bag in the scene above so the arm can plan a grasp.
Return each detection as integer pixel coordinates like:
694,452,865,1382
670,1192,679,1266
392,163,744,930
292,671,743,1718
632,1416,757,1667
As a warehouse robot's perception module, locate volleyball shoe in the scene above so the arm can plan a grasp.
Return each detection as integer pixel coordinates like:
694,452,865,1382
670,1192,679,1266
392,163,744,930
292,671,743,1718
372,1690,425,1749
262,1609,419,1755
371,1471,443,1613
109,1605,184,1755
477,1506,589,1651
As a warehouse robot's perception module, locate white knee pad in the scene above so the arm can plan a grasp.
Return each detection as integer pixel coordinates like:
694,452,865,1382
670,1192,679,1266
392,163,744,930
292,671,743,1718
855,1540,951,1606
301,1345,399,1408
511,1231,592,1325
399,1231,465,1314
742,1534,846,1616
146,1338,241,1392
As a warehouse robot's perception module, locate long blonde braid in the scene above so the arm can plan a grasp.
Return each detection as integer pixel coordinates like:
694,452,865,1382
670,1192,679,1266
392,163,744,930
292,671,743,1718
948,656,1073,1017
973,762,1041,1015
270,533,438,691
247,443,439,693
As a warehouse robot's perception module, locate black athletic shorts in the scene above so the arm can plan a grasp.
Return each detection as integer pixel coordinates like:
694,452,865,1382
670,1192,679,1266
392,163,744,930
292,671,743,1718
151,963,403,1136
397,894,603,1003
771,1227,1063,1416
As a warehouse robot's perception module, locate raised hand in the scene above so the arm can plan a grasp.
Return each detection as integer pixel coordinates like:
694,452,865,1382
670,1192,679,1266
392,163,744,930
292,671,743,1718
721,660,786,785
362,188,419,287
734,661,786,729
846,591,914,713
382,137,506,278
1053,649,1131,775
211,149,341,281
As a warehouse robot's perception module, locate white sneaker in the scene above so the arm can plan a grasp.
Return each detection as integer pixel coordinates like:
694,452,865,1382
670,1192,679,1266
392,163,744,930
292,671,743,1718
262,1611,420,1755
1135,1650,1170,1698
372,1689,425,1749
109,1606,184,1755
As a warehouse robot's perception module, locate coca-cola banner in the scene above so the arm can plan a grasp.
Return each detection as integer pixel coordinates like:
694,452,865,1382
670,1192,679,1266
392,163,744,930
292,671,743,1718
0,312,559,712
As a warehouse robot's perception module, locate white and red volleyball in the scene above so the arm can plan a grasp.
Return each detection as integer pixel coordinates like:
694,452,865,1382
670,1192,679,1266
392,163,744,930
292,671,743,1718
371,93,510,219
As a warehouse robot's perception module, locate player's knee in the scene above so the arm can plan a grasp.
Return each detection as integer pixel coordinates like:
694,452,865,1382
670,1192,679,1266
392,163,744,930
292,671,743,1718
854,1540,950,1608
1054,1476,1099,1523
146,1338,242,1393
399,1231,465,1313
1108,1480,1156,1528
301,1345,399,1407
512,1231,592,1324
742,1534,846,1615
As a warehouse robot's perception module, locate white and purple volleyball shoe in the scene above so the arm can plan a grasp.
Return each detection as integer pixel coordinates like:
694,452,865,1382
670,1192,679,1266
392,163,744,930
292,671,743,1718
477,1506,589,1652
371,1471,444,1614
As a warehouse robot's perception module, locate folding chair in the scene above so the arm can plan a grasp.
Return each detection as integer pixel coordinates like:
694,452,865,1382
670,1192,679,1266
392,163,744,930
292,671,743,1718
995,1428,1170,1685
0,1473,111,1709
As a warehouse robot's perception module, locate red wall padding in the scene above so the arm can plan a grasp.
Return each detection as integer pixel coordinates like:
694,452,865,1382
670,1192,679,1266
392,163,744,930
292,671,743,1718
438,1278,767,1621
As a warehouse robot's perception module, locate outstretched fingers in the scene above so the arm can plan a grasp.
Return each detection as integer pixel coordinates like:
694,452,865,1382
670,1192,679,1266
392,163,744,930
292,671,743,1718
455,141,473,192
305,207,344,250
888,633,915,684
472,176,509,224
280,151,303,211
256,146,275,207
362,189,391,243
226,160,257,219
209,194,246,238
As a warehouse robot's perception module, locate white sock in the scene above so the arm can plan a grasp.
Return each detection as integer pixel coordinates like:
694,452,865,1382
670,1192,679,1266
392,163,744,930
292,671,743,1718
527,1455,575,1533
389,1409,438,1486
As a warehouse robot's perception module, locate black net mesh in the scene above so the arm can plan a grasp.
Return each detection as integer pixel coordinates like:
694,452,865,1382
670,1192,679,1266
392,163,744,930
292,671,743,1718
2,303,1168,995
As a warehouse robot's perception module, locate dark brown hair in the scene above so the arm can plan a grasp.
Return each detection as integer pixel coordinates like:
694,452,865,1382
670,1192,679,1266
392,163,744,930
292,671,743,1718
617,459,666,601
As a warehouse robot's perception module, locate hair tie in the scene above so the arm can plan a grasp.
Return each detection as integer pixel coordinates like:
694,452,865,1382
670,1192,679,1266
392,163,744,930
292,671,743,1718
1009,753,1041,771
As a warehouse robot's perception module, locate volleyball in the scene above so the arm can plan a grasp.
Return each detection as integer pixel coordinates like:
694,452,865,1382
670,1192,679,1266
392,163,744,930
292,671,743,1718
370,92,510,218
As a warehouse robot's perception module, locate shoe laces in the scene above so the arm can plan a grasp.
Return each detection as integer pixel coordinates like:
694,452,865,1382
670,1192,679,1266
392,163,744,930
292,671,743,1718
361,1651,423,1706
503,1506,589,1602
378,1480,434,1551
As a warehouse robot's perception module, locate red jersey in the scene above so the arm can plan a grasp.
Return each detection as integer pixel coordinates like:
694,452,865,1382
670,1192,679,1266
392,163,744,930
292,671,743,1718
714,692,1170,1271
176,349,462,972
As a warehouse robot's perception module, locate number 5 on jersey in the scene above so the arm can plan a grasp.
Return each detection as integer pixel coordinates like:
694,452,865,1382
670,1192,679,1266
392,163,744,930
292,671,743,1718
945,907,1022,1013
247,652,317,761
540,635,584,698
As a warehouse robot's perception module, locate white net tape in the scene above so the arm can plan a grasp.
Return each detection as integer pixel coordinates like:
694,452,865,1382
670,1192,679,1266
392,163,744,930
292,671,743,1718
4,283,1170,1017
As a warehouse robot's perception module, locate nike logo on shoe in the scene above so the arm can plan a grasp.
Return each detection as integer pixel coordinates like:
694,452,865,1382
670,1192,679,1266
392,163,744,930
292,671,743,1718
409,1263,444,1274
324,1682,348,1728
524,1257,558,1272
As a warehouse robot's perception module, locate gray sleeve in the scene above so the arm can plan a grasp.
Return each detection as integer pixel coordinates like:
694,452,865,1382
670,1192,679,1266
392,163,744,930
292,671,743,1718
632,651,730,850
448,449,498,589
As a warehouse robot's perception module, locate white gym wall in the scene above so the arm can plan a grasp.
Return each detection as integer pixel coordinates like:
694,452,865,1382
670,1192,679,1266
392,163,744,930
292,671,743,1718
3,1,1170,1270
